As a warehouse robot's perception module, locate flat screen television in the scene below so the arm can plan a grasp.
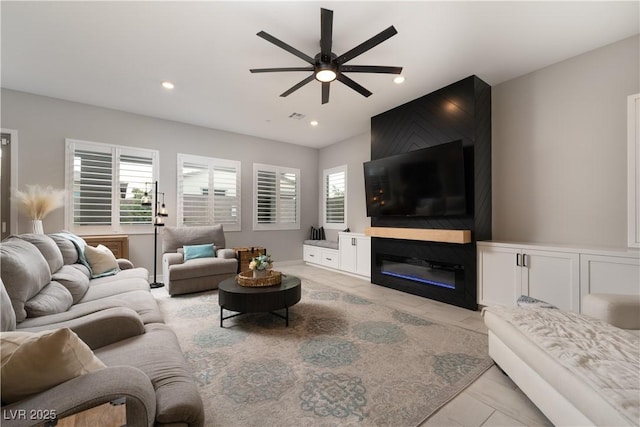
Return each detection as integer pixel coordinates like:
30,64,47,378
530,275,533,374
363,140,467,217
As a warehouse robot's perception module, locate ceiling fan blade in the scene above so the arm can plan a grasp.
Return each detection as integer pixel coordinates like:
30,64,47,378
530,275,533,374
340,65,403,74
250,67,314,73
280,74,315,97
257,31,314,64
320,8,333,57
335,26,398,65
322,82,330,104
337,74,372,98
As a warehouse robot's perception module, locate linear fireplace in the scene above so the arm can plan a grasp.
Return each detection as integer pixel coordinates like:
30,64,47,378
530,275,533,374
380,255,464,291
371,238,477,310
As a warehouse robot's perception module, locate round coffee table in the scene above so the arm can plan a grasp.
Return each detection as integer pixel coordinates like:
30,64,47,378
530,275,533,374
218,274,301,327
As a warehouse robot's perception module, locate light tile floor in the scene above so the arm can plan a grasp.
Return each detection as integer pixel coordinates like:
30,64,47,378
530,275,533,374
280,264,553,427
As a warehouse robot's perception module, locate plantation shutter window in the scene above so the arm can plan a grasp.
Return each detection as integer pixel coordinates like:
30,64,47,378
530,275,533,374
323,165,347,229
119,153,154,224
253,164,300,230
65,139,158,234
177,154,241,231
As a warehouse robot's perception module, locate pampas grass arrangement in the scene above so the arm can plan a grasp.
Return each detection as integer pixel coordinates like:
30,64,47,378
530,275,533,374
13,185,66,220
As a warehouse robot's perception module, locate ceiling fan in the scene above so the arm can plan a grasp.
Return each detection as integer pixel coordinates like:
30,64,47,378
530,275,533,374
250,8,403,104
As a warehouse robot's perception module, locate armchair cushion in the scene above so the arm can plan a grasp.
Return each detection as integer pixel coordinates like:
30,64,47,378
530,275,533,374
1,328,105,403
183,243,216,261
162,224,226,253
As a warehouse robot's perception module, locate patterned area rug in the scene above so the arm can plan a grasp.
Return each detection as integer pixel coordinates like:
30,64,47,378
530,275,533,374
155,276,492,427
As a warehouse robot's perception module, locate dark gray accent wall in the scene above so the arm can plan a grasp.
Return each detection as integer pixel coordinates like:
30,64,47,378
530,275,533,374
369,75,491,310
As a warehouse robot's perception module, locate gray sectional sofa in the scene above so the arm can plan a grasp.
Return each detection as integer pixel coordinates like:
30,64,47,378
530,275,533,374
0,233,204,427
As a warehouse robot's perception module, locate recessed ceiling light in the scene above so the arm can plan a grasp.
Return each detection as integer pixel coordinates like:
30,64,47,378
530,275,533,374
161,81,175,90
393,76,405,84
310,120,319,126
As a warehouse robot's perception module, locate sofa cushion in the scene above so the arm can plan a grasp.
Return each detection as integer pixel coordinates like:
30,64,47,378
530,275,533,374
84,244,119,278
16,234,64,274
24,281,74,318
169,257,237,281
18,290,164,329
162,224,226,253
0,279,16,332
52,265,91,303
49,233,80,265
0,328,106,404
183,243,216,261
0,238,52,323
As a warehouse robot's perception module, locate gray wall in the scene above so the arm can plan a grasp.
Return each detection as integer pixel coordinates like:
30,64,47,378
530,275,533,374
492,35,639,247
1,89,319,271
318,131,371,241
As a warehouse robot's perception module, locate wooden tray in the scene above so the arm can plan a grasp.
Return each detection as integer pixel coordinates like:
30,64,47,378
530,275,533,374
236,270,282,287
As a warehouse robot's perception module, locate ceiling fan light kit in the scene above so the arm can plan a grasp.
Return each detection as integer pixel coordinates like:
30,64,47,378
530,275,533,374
250,8,403,104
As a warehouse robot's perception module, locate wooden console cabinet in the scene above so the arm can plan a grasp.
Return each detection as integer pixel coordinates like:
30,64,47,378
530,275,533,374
82,235,129,259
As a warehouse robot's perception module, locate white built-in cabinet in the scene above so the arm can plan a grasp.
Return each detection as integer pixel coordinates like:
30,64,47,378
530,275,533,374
628,93,640,248
338,232,371,277
478,241,639,313
303,232,371,278
303,245,339,270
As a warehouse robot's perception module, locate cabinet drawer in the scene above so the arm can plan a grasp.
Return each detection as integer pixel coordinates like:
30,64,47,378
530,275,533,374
321,249,340,269
303,245,321,264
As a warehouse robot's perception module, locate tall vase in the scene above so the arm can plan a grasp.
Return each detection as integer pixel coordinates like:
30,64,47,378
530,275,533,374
31,219,44,234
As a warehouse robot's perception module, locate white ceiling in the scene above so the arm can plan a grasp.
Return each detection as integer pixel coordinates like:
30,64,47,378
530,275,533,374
1,1,638,148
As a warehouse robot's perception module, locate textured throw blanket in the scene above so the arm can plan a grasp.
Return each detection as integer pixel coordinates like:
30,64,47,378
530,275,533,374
483,306,640,424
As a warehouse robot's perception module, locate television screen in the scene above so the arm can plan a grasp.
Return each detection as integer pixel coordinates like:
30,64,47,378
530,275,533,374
363,140,467,217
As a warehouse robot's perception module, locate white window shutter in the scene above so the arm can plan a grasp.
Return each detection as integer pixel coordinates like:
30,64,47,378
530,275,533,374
323,165,347,229
254,164,300,230
177,154,241,231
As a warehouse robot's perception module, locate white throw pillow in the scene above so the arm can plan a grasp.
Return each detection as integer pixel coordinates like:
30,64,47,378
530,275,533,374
84,244,119,278
0,328,106,403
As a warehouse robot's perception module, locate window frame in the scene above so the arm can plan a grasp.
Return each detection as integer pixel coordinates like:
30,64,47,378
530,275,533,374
65,138,159,235
322,165,347,230
176,153,241,231
253,163,300,231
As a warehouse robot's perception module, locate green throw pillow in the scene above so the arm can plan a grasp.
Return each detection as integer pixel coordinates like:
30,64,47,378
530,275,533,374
183,243,216,261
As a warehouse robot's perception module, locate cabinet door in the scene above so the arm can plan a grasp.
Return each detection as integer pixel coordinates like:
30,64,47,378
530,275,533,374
339,235,357,273
580,254,640,298
478,246,522,307
355,236,371,277
523,250,580,312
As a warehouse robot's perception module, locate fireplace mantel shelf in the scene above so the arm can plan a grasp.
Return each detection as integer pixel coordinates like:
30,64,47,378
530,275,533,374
365,227,472,244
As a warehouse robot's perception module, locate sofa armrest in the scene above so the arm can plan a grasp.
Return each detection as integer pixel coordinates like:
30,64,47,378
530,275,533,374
162,253,184,285
117,258,135,270
18,307,145,349
218,248,236,259
0,366,156,427
583,293,640,330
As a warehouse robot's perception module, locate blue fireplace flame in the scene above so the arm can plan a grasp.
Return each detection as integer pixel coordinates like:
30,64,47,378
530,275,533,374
381,270,456,289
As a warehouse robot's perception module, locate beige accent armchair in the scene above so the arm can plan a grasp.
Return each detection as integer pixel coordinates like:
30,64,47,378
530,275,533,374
161,225,238,296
